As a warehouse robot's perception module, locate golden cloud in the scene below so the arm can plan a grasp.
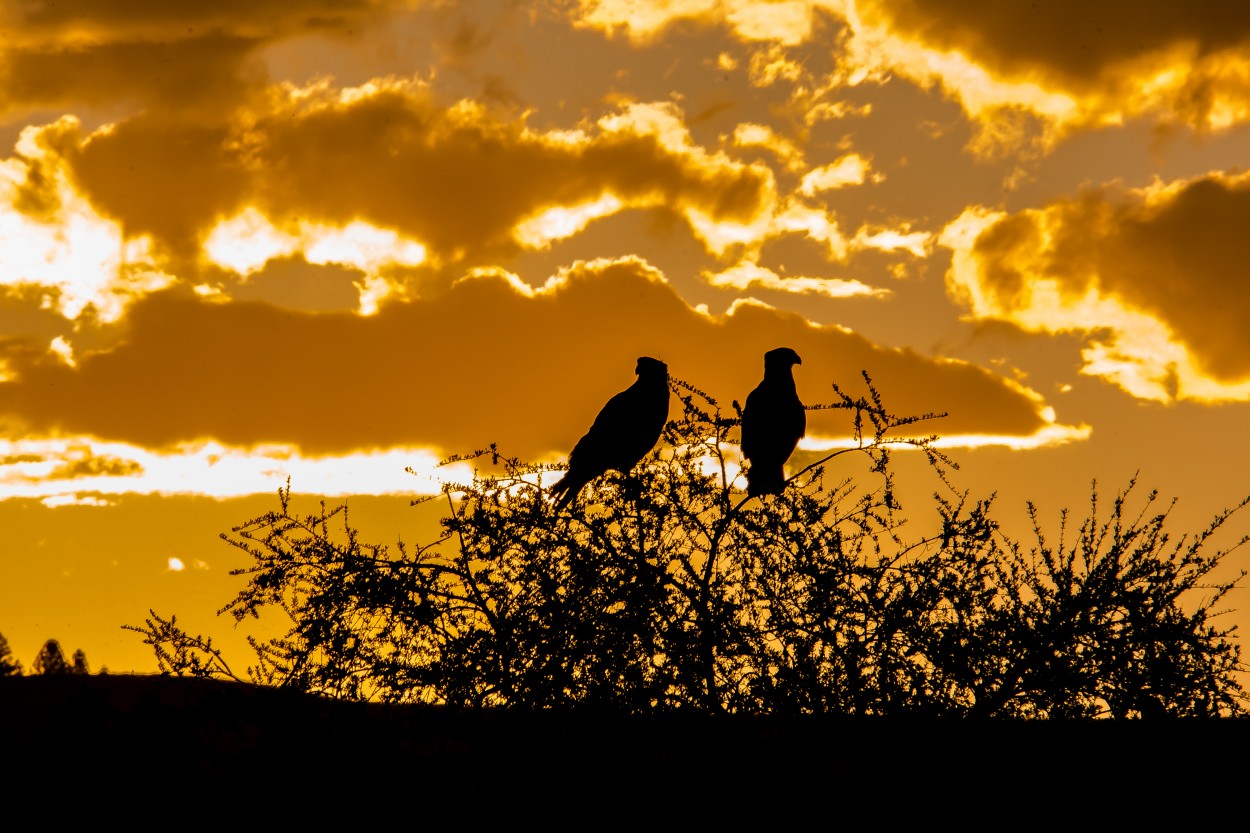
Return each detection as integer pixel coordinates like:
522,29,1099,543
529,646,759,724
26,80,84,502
203,208,428,313
732,123,806,171
2,74,923,321
0,35,263,117
0,257,1071,459
571,0,816,45
0,118,173,321
0,95,782,334
0,436,473,501
701,260,888,299
48,115,252,255
568,1,1250,149
940,171,1250,401
1,0,392,40
46,453,144,480
862,1,1250,93
798,154,879,194
850,0,1250,141
22,84,775,271
0,0,404,114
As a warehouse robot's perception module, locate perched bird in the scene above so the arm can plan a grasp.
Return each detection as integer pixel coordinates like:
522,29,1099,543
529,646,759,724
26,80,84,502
549,356,670,512
741,347,805,497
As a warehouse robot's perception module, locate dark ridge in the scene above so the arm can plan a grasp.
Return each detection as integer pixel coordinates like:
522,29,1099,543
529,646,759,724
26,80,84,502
3,674,1245,817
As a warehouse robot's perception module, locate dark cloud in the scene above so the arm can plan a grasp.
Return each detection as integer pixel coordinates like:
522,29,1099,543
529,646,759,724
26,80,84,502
867,0,1250,89
0,289,70,345
0,0,401,115
227,258,364,312
46,455,144,480
0,259,1052,456
0,453,42,465
5,0,385,36
55,116,251,252
251,91,771,257
0,35,264,116
1102,178,1250,381
963,173,1250,383
41,88,772,261
0,334,48,369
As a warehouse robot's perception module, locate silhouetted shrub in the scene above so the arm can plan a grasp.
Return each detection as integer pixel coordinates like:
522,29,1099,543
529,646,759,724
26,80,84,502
0,635,95,676
32,640,72,675
127,375,1248,716
0,632,21,677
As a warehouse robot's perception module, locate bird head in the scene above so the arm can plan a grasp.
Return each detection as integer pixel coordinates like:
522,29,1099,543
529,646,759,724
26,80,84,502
636,356,668,379
764,347,801,369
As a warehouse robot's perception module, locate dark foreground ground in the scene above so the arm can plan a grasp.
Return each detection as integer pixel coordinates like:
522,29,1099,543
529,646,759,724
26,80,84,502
2,674,1246,819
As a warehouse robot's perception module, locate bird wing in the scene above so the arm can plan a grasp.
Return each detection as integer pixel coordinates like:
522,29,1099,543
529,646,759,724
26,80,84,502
740,383,766,460
568,387,634,469
565,379,649,472
741,380,804,463
791,395,806,442
589,378,669,468
554,372,668,511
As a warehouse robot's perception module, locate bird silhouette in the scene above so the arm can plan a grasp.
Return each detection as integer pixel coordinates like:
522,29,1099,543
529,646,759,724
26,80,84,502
741,347,805,497
549,356,670,512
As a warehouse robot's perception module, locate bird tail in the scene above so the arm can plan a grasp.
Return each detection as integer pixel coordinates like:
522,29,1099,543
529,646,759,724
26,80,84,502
746,465,786,497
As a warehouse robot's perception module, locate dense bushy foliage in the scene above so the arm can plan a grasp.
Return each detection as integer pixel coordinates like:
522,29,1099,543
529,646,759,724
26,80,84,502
127,376,1249,717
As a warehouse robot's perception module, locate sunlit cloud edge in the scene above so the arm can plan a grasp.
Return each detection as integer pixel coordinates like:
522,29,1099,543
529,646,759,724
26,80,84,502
799,421,1092,452
0,438,477,503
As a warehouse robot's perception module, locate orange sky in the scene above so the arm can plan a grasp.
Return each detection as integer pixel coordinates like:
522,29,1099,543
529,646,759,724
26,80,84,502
1,0,1249,676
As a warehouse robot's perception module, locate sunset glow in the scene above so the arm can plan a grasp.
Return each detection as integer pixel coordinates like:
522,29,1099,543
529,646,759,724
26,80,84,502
0,437,478,506
1,0,1248,678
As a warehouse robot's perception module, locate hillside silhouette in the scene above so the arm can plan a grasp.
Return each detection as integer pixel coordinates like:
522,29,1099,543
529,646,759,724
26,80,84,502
2,672,1247,804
